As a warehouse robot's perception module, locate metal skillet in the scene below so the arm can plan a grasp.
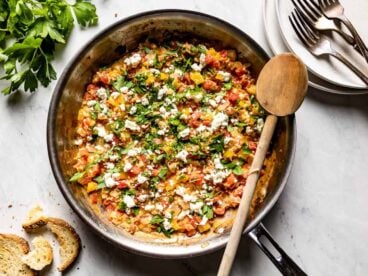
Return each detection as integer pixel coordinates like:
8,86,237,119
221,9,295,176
47,10,302,274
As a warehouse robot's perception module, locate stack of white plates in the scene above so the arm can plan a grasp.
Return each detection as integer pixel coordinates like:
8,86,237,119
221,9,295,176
263,0,368,94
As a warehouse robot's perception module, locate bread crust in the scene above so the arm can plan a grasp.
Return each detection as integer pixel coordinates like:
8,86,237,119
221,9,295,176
46,217,81,272
0,233,36,276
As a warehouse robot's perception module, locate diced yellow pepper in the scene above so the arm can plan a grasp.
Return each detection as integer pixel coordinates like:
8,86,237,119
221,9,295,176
215,73,224,81
247,84,256,95
172,77,181,89
146,74,155,85
107,94,124,107
224,149,235,159
160,72,169,81
87,182,97,193
190,72,204,85
171,220,180,231
198,223,211,233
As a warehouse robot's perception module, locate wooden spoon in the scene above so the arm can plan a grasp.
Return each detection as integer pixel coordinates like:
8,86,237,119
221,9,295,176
217,53,308,276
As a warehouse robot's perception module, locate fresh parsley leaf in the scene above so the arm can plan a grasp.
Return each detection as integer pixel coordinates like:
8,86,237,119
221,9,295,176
209,135,225,153
150,215,164,225
69,171,85,182
72,0,98,27
0,0,98,95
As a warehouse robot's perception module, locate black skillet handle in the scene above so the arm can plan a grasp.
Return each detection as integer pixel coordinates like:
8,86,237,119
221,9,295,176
248,223,307,276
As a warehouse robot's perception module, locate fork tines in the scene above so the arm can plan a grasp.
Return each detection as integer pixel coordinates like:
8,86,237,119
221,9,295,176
291,0,322,25
289,10,318,48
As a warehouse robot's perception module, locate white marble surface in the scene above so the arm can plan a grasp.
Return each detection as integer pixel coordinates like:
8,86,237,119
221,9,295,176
1,1,368,275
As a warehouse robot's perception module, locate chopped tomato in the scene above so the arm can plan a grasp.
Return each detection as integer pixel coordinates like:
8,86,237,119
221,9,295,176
89,192,98,204
227,88,240,104
105,204,116,212
190,173,204,186
248,141,257,150
202,79,219,91
117,181,128,189
99,73,110,85
225,173,237,187
213,205,225,215
130,165,141,175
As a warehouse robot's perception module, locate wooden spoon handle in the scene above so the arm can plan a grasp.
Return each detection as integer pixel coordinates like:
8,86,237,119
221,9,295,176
217,114,278,276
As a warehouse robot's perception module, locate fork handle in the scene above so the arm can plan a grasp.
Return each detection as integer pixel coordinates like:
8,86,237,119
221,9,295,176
331,50,368,85
336,14,368,63
337,30,366,58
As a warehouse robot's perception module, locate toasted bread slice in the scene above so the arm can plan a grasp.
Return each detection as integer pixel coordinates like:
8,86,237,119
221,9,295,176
22,205,47,232
21,236,53,271
0,234,35,275
46,217,81,272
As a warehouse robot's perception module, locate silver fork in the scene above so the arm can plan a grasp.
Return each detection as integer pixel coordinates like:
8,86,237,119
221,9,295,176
291,0,357,47
289,9,368,85
318,0,368,62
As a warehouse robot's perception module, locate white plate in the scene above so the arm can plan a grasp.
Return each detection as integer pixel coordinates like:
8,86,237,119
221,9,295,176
276,0,368,89
262,0,368,94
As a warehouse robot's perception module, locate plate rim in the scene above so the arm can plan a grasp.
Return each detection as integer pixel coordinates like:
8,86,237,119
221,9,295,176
274,0,368,91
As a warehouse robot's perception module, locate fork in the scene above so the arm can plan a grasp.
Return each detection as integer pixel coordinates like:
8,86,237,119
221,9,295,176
318,0,368,62
289,9,368,85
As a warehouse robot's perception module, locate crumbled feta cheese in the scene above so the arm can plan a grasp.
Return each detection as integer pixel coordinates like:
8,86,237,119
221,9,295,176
217,227,225,234
199,53,206,65
199,216,208,225
96,88,107,100
157,128,167,136
112,172,120,179
137,173,148,184
217,70,231,82
127,148,141,156
209,99,217,108
158,86,169,100
175,186,186,197
87,100,97,107
94,124,107,137
125,120,140,131
150,68,160,75
215,94,224,103
205,170,231,184
246,126,254,135
74,138,83,146
176,150,189,163
165,212,172,219
120,87,129,93
104,173,117,188
144,204,155,211
105,162,115,170
129,106,137,115
123,162,133,172
163,218,171,230
104,133,114,142
178,128,190,138
183,194,197,202
191,63,203,72
137,194,148,202
110,92,120,99
214,158,224,169
119,104,126,111
190,201,204,213
109,154,119,161
224,136,232,144
177,210,189,220
123,195,136,208
211,112,229,131
141,97,149,106
155,203,164,212
124,53,141,67
196,125,207,133
256,118,264,133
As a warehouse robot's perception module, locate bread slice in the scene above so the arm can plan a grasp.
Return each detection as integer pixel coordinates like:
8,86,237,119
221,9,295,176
0,234,35,275
47,217,81,272
22,205,47,232
21,236,53,271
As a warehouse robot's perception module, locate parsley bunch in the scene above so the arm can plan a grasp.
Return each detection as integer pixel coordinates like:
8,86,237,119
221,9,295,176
0,0,98,95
